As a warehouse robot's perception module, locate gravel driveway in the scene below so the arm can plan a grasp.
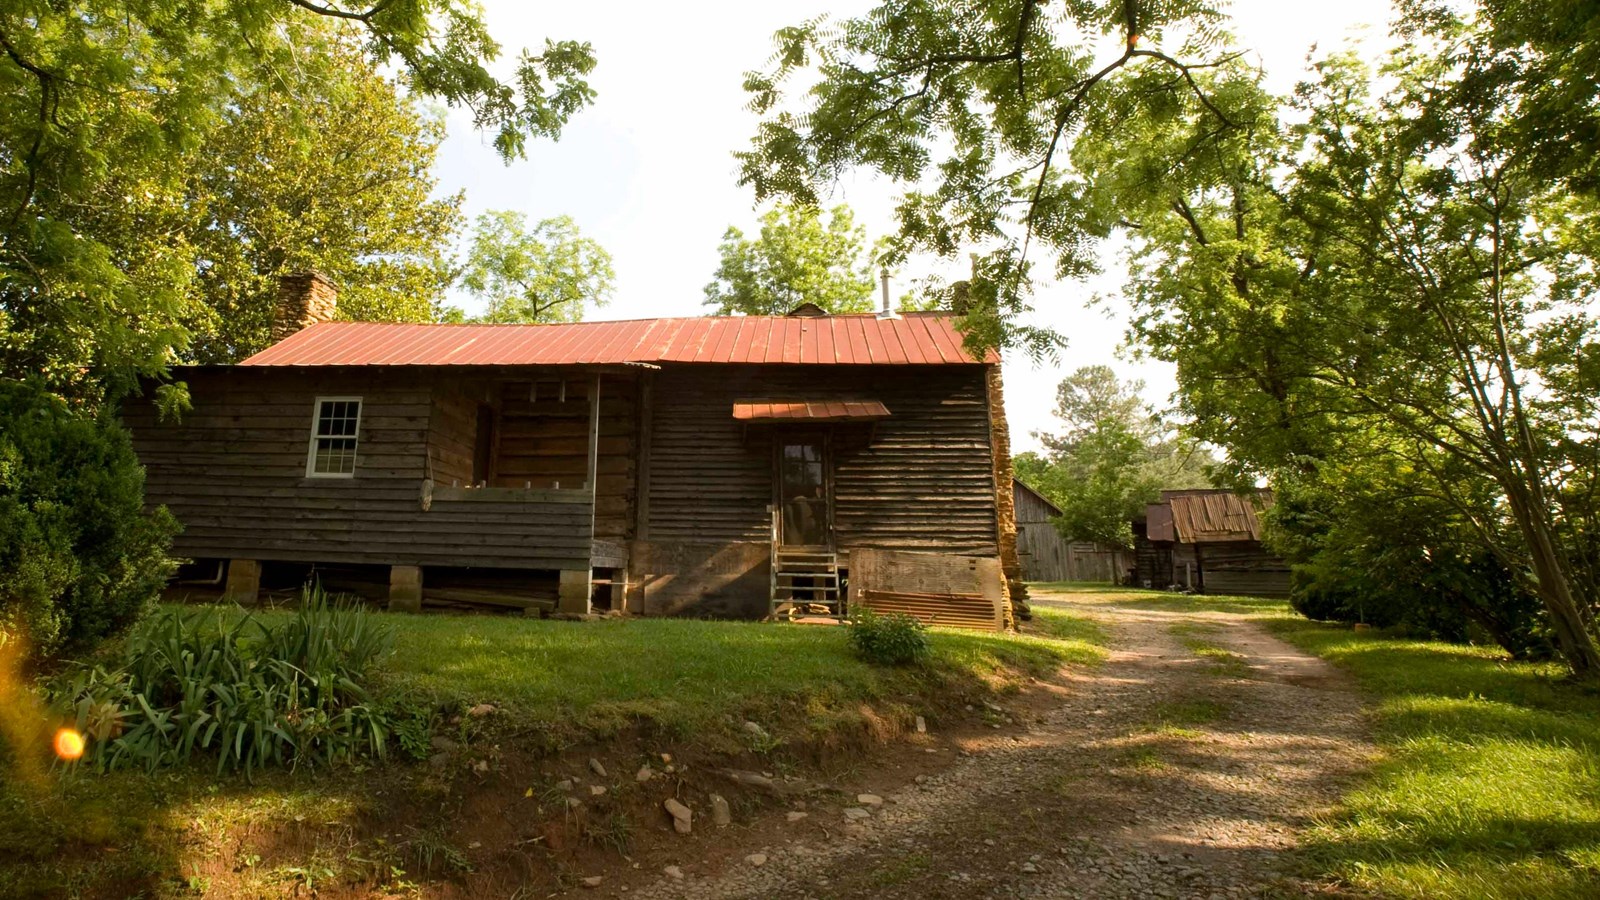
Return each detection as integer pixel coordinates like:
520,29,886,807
628,588,1372,899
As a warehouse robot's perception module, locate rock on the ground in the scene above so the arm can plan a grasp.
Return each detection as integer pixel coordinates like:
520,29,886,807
636,765,655,783
916,716,927,733
710,793,732,827
663,865,683,880
787,811,809,822
581,875,603,889
589,758,607,778
467,703,496,717
857,793,883,807
590,784,607,797
843,807,871,820
664,798,693,834
745,853,767,867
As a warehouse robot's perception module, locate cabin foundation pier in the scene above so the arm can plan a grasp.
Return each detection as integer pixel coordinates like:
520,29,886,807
223,559,261,604
388,565,423,613
557,568,592,615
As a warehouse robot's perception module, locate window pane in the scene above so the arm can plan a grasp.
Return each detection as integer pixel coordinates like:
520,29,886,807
310,400,360,475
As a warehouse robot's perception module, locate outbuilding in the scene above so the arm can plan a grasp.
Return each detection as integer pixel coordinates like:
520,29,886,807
1132,489,1291,597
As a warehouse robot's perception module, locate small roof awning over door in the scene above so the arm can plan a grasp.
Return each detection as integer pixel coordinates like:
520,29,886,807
731,399,891,424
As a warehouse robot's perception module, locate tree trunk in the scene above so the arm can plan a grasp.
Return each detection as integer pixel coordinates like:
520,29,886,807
1504,488,1600,680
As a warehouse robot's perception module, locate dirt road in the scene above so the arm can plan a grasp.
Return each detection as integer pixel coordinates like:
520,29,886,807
632,588,1372,899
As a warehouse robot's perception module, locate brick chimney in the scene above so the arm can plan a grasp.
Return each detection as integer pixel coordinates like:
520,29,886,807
270,271,338,344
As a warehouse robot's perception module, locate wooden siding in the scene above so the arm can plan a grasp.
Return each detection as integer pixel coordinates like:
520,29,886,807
126,368,594,571
644,364,999,556
1197,541,1292,598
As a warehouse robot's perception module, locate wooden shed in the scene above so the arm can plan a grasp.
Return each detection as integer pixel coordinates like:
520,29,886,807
1012,478,1126,582
1132,489,1291,597
125,274,1023,627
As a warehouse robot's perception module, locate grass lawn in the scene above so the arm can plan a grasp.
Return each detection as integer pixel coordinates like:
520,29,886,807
259,604,1107,740
0,604,1107,898
1105,589,1600,899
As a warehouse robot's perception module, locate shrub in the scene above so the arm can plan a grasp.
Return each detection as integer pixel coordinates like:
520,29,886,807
846,609,930,666
0,381,176,662
48,588,401,774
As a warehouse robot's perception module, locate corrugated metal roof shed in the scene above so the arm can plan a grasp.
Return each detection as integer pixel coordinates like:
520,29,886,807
239,313,995,367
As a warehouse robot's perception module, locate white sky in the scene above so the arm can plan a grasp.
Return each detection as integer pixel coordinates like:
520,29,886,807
431,1,1396,452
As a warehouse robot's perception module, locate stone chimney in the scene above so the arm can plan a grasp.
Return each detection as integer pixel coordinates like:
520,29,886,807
270,271,338,343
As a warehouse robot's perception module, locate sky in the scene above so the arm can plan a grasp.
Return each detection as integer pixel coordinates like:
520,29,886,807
431,0,1397,452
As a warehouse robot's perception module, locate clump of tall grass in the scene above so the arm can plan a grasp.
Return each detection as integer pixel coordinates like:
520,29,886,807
49,587,399,774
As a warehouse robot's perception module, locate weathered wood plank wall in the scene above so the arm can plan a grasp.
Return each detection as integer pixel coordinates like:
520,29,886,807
1197,542,1292,597
643,364,999,554
126,368,594,571
632,363,999,617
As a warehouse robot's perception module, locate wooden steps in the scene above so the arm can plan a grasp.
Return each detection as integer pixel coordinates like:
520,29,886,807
770,547,843,620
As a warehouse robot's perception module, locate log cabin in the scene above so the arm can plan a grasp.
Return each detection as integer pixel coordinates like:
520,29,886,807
1132,489,1291,597
125,273,1022,628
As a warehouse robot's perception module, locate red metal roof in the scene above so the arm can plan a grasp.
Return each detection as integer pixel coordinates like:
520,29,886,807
731,399,891,423
238,313,995,367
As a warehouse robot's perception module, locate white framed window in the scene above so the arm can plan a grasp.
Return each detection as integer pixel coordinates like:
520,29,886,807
306,397,362,478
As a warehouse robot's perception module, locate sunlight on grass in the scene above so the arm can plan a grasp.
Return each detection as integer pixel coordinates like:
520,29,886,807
1273,619,1600,899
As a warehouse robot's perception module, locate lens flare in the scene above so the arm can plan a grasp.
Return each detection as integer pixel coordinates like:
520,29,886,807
53,728,85,761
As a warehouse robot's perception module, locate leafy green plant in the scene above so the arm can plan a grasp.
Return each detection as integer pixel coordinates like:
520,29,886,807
0,381,177,663
48,587,396,774
846,609,930,667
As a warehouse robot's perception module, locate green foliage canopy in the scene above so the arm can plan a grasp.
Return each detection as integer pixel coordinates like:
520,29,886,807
461,211,615,324
703,203,882,315
0,0,594,397
1077,38,1600,675
739,0,1236,353
185,28,463,362
1016,365,1212,548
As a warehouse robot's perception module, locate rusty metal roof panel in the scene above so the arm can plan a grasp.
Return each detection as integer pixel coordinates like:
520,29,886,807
1166,490,1273,543
240,313,996,367
731,398,891,423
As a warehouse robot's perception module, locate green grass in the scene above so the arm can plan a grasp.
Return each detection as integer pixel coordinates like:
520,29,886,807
1027,603,1110,646
1095,588,1600,899
281,607,1108,738
1272,621,1600,899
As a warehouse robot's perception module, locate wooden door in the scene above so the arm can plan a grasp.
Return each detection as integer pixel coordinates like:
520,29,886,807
776,438,831,547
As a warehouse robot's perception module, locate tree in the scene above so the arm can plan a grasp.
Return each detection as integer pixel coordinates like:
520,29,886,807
461,212,615,324
704,203,883,315
737,0,1237,353
1,0,594,399
185,28,463,362
1086,42,1600,677
1018,365,1213,548
1416,0,1600,194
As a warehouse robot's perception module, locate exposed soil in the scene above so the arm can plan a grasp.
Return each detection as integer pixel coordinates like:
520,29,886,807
602,589,1376,899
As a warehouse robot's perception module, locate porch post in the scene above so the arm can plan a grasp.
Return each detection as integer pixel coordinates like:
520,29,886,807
557,372,603,617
